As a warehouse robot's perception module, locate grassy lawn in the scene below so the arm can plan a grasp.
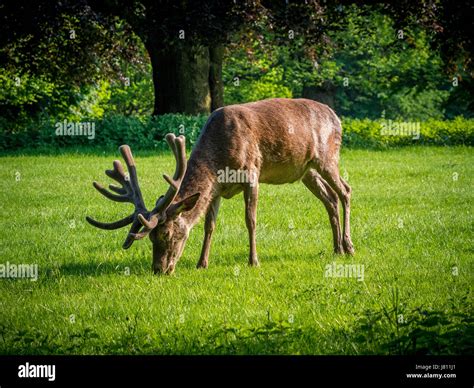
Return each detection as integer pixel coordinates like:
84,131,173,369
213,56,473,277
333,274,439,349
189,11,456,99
0,146,472,355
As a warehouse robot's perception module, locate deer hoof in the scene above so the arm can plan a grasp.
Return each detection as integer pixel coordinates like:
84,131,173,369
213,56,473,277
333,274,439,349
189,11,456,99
343,241,355,255
248,258,260,267
196,261,208,269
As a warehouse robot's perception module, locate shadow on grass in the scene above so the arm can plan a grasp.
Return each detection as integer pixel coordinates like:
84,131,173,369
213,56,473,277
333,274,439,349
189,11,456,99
2,297,472,355
134,297,474,355
206,249,328,267
44,260,150,277
349,294,474,356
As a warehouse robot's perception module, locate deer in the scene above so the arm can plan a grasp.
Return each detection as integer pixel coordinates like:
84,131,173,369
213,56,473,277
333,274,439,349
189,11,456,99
86,98,354,274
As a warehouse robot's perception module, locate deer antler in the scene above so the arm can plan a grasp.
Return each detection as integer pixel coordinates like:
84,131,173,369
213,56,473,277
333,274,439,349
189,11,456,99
129,134,187,240
86,133,187,248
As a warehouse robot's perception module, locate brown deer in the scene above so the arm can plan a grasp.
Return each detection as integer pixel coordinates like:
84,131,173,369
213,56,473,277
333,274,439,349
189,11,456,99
86,98,354,274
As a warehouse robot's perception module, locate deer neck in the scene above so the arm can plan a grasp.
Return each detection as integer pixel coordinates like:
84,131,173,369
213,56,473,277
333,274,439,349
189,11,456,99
175,158,216,228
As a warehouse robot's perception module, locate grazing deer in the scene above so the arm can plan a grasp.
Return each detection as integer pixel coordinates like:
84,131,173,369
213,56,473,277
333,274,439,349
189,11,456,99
87,98,354,274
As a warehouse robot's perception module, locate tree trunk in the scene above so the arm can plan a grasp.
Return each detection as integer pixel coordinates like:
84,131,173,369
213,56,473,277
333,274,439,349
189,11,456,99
146,42,212,115
145,39,227,115
302,80,336,110
209,45,224,111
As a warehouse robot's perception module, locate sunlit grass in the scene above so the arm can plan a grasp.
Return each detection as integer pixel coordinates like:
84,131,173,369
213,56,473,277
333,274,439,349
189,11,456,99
0,146,472,354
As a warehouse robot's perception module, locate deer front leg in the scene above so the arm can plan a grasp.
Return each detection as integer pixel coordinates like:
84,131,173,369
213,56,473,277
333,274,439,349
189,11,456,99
244,180,259,267
197,196,221,269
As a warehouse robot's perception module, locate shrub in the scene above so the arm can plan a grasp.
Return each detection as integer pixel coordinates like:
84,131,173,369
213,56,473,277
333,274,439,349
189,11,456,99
342,116,474,148
0,114,472,152
0,113,208,152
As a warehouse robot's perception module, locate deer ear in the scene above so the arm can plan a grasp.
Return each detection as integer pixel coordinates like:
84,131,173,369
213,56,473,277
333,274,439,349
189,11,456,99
168,193,201,218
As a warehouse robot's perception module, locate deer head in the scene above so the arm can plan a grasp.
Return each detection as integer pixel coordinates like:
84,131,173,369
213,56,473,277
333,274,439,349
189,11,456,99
86,133,200,274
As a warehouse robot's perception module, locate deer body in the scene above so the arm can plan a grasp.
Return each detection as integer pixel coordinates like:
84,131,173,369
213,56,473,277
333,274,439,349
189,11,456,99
87,98,354,274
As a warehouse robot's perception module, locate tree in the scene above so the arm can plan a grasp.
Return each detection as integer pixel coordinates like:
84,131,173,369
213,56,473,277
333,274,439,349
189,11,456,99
1,1,472,116
0,1,143,120
0,0,346,115
92,1,247,115
91,0,342,115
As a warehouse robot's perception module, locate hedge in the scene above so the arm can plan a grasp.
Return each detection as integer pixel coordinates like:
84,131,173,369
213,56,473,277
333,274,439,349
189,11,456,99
1,114,473,152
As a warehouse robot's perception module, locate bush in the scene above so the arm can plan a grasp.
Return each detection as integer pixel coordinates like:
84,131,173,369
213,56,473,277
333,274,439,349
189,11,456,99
0,113,208,152
342,116,474,148
0,113,472,153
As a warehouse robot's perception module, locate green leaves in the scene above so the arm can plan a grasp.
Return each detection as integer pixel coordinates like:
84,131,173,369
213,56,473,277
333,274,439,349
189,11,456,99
222,5,470,120
341,117,474,148
1,114,473,152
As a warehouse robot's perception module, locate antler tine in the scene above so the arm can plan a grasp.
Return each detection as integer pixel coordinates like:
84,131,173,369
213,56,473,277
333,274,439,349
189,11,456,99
119,145,147,211
87,137,188,247
166,133,178,157
87,144,154,249
92,181,129,202
124,134,188,243
90,160,127,202
108,184,127,195
122,219,145,249
128,213,157,241
174,135,187,180
153,134,187,213
85,214,134,230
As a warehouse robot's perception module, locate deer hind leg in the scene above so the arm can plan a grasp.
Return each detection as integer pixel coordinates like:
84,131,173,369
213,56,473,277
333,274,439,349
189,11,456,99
319,163,355,255
244,181,259,267
197,196,221,269
303,169,344,254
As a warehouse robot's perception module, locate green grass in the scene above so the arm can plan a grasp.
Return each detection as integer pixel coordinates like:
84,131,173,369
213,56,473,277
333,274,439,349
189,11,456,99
0,147,473,355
